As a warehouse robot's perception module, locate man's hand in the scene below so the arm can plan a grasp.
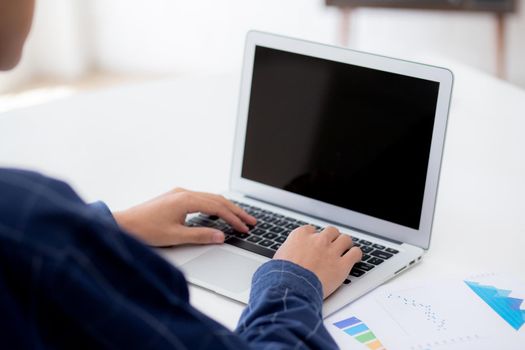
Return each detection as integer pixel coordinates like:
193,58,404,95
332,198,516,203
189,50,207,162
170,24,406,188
274,226,362,299
113,188,256,247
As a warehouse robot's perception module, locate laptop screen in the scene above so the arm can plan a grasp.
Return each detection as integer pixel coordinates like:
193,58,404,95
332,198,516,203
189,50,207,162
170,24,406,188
241,46,440,230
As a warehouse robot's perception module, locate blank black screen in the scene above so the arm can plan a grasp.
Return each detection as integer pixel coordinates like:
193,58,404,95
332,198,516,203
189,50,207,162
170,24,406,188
241,46,439,229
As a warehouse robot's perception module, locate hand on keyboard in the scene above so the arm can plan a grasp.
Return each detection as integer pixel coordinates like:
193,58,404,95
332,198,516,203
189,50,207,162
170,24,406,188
274,226,362,299
113,188,257,247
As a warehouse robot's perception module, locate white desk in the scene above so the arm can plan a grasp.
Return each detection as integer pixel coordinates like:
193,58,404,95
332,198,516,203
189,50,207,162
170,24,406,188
1,64,524,335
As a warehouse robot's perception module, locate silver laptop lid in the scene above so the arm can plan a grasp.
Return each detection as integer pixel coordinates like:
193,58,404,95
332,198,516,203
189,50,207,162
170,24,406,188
230,31,453,250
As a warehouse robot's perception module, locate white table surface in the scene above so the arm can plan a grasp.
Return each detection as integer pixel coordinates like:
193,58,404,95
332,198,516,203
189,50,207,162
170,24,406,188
1,64,524,332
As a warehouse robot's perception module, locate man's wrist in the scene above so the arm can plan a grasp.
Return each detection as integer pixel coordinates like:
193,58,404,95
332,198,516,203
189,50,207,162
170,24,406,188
112,209,139,235
112,210,127,229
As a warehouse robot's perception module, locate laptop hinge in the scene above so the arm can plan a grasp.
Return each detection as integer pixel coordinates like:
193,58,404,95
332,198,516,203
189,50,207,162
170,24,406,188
244,195,404,245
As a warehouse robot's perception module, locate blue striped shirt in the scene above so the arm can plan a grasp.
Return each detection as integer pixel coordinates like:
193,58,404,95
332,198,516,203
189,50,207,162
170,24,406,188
0,168,338,349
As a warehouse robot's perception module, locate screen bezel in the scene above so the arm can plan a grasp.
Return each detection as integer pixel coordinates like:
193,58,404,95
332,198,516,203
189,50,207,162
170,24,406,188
230,31,453,250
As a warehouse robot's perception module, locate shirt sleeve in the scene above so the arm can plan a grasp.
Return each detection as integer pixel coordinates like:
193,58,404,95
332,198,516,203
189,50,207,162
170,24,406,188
88,201,120,230
236,259,339,350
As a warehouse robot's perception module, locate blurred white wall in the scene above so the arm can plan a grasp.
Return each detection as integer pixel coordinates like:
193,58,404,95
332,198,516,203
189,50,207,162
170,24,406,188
29,0,92,78
89,0,338,75
1,0,524,93
351,7,525,85
90,0,525,84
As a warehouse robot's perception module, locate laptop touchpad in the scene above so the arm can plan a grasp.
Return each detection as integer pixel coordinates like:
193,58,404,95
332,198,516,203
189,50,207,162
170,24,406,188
181,248,261,294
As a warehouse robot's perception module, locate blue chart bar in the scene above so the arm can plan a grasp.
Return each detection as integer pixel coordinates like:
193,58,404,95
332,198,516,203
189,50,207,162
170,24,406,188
332,316,386,349
334,316,361,329
345,323,369,336
465,280,525,330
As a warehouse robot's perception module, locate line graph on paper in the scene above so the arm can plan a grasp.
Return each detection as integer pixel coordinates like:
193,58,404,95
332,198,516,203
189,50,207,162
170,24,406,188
375,284,483,349
383,293,447,332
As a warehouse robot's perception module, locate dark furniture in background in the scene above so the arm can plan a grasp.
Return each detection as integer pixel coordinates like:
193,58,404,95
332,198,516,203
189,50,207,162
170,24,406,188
325,0,517,79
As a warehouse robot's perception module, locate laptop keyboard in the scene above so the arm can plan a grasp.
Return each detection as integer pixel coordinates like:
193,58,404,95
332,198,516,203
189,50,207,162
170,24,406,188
185,200,399,284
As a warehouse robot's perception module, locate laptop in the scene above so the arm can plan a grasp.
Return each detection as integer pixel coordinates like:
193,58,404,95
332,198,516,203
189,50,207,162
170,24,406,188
159,31,453,317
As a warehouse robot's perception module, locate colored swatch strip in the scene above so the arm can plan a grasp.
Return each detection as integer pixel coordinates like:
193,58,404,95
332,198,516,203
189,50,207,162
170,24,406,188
465,280,525,330
333,316,386,350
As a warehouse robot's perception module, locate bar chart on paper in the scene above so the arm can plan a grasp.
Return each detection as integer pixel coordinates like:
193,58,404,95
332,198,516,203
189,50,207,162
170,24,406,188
333,316,386,350
465,280,525,330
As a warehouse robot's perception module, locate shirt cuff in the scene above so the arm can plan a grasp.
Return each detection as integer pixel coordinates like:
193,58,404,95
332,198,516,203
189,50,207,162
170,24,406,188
251,259,324,311
88,201,120,230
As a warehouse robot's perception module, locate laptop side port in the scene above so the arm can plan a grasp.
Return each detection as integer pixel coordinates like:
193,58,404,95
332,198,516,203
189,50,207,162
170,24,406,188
394,265,407,275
